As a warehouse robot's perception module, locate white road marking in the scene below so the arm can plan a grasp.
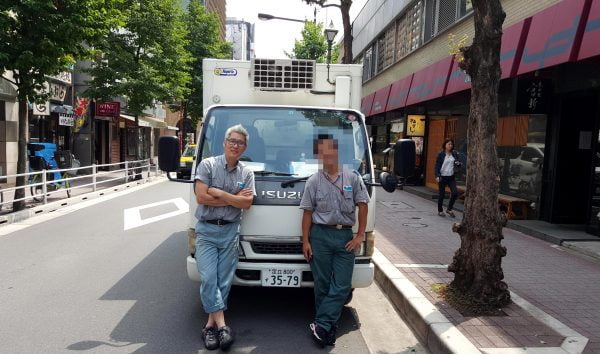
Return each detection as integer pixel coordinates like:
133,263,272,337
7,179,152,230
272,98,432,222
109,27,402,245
123,198,189,231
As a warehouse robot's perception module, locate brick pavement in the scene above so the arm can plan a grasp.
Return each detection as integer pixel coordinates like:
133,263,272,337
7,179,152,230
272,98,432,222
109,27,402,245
374,189,600,353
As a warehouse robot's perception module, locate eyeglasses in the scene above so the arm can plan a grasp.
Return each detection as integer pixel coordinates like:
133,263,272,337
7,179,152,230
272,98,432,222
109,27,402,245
226,138,246,147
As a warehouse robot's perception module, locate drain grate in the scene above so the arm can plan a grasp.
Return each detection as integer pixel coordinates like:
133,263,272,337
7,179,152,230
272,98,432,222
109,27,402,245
381,201,413,209
402,223,428,228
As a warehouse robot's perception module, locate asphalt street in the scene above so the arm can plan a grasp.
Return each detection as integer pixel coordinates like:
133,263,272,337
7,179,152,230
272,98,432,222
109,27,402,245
0,180,425,353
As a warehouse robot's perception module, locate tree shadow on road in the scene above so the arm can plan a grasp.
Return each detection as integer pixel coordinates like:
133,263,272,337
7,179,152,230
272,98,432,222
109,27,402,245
67,231,366,353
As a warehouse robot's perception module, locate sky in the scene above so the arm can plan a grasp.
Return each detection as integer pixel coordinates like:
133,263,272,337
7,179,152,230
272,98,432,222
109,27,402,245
226,0,368,58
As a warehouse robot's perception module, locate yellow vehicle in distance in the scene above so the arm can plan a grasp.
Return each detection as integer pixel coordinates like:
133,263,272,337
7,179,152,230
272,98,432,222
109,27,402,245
177,143,196,179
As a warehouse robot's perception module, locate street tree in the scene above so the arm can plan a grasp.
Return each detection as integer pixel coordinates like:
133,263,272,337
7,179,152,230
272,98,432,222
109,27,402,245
85,0,191,157
302,0,352,63
182,0,231,130
286,22,328,62
0,0,122,211
448,0,510,309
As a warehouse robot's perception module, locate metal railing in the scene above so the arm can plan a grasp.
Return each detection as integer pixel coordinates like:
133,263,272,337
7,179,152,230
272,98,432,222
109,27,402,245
0,159,162,211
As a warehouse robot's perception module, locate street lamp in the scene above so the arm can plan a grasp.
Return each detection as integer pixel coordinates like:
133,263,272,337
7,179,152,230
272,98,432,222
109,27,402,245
324,21,338,85
258,13,306,24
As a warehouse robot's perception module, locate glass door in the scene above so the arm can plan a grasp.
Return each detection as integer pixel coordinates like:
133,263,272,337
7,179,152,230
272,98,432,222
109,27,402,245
588,128,600,236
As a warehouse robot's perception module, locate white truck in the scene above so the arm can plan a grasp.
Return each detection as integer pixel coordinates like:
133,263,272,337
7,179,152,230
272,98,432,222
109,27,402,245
158,58,396,293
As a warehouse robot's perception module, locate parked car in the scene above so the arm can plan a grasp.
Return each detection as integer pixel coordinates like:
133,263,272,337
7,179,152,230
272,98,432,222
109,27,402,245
176,144,196,179
498,143,544,195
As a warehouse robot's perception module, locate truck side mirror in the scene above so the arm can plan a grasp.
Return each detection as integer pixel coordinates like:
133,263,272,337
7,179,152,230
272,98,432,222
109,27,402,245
379,172,397,193
158,136,181,172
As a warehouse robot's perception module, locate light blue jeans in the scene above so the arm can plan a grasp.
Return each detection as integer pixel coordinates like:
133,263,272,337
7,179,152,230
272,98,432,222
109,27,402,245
195,221,239,314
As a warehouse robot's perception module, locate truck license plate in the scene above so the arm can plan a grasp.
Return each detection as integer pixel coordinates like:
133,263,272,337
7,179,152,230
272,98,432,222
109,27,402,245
261,268,301,287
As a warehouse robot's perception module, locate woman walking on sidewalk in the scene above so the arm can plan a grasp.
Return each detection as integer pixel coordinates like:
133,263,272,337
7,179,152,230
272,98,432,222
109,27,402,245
434,139,463,217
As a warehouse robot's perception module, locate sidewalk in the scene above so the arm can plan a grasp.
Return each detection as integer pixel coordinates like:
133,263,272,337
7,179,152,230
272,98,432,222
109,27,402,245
373,189,600,354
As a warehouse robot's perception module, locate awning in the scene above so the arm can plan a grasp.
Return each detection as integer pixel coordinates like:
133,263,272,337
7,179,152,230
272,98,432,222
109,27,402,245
369,85,391,116
139,115,167,128
578,0,600,61
386,74,413,111
360,93,375,116
446,60,471,96
405,56,453,106
120,114,136,122
500,19,530,79
518,0,587,75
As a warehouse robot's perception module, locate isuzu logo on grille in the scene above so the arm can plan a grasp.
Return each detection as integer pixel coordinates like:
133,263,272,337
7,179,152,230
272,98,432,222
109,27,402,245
261,191,302,199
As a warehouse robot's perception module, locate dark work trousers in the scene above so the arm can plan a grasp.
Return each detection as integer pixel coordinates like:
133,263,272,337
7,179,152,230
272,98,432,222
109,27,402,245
438,175,459,212
309,224,355,333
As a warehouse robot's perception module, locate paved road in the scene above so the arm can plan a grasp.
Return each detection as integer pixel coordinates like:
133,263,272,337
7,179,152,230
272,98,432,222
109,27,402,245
0,181,425,353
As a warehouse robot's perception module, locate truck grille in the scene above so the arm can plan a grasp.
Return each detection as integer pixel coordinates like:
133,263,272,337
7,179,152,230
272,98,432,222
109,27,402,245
251,242,303,255
251,59,315,90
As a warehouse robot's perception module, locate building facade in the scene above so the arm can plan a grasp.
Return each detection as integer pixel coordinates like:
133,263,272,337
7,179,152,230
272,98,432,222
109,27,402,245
226,18,255,60
354,0,600,235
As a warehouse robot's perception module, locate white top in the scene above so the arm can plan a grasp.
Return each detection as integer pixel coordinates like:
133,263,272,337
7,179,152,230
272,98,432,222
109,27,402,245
440,154,455,177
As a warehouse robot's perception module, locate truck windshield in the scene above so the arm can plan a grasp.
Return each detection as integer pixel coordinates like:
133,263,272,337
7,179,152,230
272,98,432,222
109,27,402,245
199,107,371,178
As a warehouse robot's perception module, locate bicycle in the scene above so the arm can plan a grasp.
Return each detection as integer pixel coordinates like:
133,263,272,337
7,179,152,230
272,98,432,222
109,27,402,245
29,155,72,202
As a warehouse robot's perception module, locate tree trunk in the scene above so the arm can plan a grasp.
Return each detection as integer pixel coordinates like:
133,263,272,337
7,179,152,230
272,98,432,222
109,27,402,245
447,0,510,308
13,99,29,211
341,0,352,63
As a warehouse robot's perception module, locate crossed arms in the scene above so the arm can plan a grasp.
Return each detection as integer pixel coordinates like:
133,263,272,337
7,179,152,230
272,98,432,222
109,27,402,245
195,180,254,209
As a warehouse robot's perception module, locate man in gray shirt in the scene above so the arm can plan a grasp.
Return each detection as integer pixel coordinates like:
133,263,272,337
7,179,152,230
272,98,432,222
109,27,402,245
194,124,255,351
300,134,370,347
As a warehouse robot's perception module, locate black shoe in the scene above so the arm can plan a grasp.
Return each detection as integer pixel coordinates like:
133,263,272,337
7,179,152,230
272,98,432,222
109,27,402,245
326,324,338,346
218,326,234,350
202,326,219,350
309,322,328,348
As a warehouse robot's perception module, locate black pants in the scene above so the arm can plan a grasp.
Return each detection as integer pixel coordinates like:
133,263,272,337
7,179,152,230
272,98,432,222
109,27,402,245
438,175,458,212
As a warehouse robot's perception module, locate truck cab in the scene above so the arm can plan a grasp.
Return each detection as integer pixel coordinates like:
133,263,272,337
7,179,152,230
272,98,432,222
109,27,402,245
158,58,396,290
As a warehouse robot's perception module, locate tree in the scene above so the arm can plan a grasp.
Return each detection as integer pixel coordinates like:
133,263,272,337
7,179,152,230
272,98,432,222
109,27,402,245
182,0,231,130
303,0,352,63
0,0,122,211
85,0,191,157
286,22,328,62
447,0,510,309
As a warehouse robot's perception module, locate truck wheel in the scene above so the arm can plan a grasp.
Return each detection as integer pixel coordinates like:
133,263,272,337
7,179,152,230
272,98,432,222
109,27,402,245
344,289,354,305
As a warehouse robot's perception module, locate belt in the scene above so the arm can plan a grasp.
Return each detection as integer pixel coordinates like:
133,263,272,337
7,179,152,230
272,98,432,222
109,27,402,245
317,224,353,230
204,219,233,226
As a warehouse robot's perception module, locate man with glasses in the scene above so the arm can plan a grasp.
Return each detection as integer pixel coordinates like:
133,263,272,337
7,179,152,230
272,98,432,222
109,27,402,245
300,134,370,347
194,124,255,351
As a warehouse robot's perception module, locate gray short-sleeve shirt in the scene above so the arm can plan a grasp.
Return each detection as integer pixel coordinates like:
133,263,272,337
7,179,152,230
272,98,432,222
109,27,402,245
194,154,255,222
299,169,370,225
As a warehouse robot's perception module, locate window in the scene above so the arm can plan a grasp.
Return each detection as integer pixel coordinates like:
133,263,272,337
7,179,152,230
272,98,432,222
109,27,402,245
0,101,5,121
396,1,424,60
431,0,473,37
363,47,373,82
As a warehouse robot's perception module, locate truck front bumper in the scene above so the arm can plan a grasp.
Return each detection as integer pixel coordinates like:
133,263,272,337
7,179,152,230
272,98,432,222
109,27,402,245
186,256,374,288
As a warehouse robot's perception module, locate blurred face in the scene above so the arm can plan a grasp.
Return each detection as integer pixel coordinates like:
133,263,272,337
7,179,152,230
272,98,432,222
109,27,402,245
317,139,339,166
223,132,247,161
445,141,454,151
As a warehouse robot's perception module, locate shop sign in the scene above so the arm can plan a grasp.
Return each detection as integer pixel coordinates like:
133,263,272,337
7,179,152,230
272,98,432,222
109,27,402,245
96,101,121,117
33,101,50,116
406,115,426,137
59,114,74,127
48,82,68,102
517,78,552,114
47,72,72,85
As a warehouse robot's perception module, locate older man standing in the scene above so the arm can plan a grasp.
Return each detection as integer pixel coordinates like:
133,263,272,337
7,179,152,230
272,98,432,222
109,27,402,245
194,124,255,351
300,133,370,347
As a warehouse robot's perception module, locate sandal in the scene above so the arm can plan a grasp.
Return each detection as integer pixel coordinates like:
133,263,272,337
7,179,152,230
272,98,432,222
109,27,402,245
438,212,446,217
446,210,456,218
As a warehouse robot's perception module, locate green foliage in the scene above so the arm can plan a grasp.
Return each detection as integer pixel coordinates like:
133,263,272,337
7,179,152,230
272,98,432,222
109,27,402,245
183,0,232,127
286,22,328,63
0,0,123,101
84,0,191,117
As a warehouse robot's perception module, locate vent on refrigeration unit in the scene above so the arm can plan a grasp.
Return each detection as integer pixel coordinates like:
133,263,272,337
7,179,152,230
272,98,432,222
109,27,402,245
251,59,315,90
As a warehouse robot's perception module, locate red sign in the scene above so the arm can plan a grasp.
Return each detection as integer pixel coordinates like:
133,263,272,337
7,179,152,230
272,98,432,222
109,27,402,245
518,0,588,75
578,0,600,61
95,101,121,117
369,85,392,116
406,57,453,106
385,74,413,111
360,93,375,116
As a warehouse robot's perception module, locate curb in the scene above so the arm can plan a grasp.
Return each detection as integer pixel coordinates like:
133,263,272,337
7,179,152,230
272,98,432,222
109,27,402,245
562,241,600,262
372,248,480,354
0,176,167,227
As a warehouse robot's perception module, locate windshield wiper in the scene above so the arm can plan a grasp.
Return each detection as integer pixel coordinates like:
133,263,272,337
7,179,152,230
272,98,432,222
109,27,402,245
253,170,295,176
281,176,310,188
